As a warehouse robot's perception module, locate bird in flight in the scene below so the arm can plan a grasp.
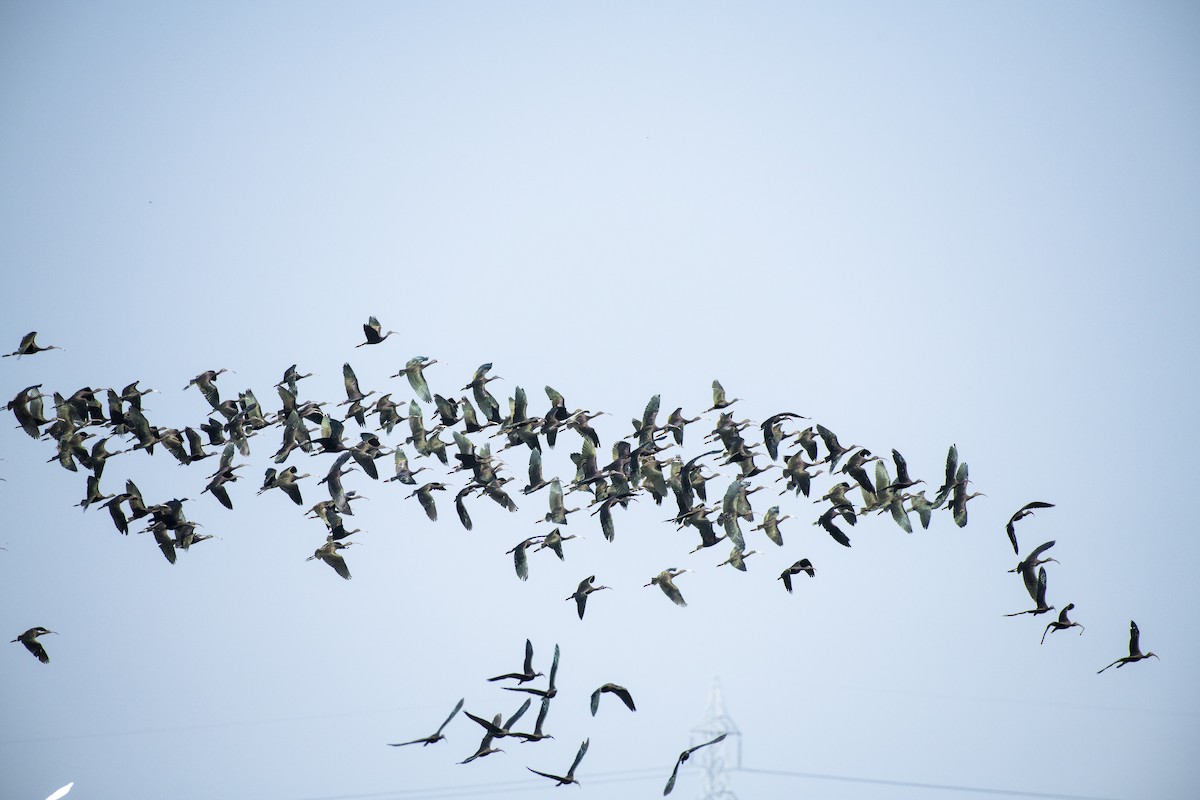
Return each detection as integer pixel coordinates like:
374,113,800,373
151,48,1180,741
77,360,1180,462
663,733,727,795
3,331,63,357
590,683,636,716
11,627,56,663
778,559,815,593
527,738,589,787
1098,620,1159,673
388,698,464,747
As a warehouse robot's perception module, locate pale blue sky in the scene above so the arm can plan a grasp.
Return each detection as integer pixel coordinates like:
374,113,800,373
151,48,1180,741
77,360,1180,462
2,3,1198,799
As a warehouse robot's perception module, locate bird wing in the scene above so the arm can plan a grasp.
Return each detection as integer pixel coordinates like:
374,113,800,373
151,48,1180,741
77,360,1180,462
892,448,912,484
24,637,50,663
609,684,636,711
342,363,363,401
209,482,233,510
1035,566,1048,606
454,488,473,530
407,359,433,403
418,488,438,521
780,570,794,593
279,479,303,506
660,576,687,607
642,394,661,429
512,542,530,581
599,504,615,542
1128,620,1141,656
589,687,602,716
503,697,532,730
547,643,561,690
510,638,530,677
549,479,565,518
434,698,465,736
711,379,728,407
527,768,568,783
324,550,352,580
567,738,590,779
663,754,686,796
464,710,504,736
527,448,544,488
687,733,727,755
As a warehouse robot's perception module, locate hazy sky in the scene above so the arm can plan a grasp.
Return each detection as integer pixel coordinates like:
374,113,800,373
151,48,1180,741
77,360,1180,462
2,3,1199,799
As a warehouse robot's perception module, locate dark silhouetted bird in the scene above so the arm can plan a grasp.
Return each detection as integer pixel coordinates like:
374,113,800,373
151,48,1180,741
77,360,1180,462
1098,620,1159,673
12,627,56,663
388,698,464,747
1005,501,1055,555
663,733,727,795
1042,604,1084,644
3,331,63,357
528,738,590,787
779,559,815,593
590,683,636,716
489,639,543,684
358,316,397,346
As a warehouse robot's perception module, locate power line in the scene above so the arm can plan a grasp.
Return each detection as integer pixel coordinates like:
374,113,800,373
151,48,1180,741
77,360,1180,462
734,766,1124,800
288,763,1127,800
293,768,663,800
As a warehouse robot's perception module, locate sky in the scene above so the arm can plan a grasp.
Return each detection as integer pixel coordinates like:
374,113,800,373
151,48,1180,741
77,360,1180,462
2,2,1199,799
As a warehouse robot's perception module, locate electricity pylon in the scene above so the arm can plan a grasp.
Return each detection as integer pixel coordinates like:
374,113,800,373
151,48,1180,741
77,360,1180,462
690,676,740,799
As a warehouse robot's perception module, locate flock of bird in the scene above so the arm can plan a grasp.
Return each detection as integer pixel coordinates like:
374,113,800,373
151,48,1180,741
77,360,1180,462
4,322,1161,792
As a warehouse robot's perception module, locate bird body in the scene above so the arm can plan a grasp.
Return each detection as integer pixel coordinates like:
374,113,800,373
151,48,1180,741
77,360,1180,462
12,627,56,663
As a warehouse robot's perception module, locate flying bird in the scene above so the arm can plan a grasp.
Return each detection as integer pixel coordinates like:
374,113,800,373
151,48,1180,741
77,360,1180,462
1005,565,1054,617
358,315,397,346
779,559,815,593
527,738,589,787
1009,540,1059,602
3,331,63,357
1098,620,1159,673
12,627,56,663
489,639,543,684
308,538,355,580
1042,604,1085,644
504,643,560,699
388,698,464,747
645,568,689,607
663,733,727,795
566,576,609,619
1005,501,1055,554
590,683,636,715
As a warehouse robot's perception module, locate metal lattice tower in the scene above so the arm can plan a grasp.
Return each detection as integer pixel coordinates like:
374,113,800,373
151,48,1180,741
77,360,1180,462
689,676,740,800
